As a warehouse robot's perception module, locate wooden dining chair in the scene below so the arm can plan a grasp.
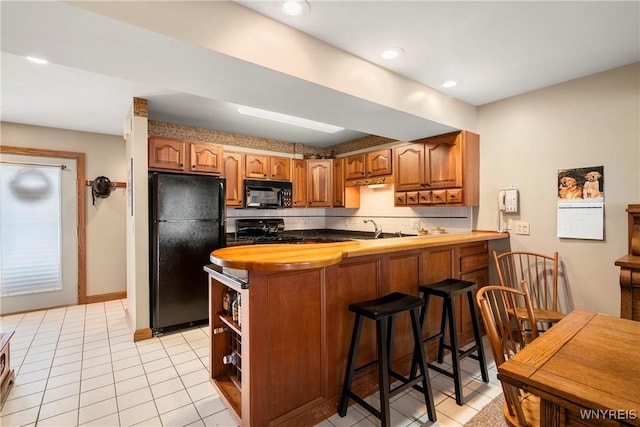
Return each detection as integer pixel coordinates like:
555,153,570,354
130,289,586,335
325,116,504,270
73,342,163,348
476,285,540,427
492,250,565,329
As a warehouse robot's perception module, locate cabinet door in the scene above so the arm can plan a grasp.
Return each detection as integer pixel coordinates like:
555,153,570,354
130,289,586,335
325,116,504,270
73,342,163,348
307,160,332,207
367,149,392,177
270,157,291,181
190,142,223,174
394,143,424,191
424,132,462,189
245,154,269,179
223,152,244,207
332,158,345,207
292,159,307,207
148,137,186,171
345,154,366,180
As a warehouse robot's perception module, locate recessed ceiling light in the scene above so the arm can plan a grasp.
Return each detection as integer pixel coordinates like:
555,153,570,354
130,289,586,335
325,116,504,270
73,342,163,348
380,47,404,60
237,105,344,134
26,56,48,65
442,80,458,88
281,1,310,16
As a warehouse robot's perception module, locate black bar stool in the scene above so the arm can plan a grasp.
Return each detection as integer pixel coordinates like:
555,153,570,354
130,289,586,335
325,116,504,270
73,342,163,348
414,278,489,405
338,292,437,426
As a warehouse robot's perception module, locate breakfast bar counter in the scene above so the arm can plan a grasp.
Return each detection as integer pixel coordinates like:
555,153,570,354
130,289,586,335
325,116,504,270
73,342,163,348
211,230,508,272
206,230,508,426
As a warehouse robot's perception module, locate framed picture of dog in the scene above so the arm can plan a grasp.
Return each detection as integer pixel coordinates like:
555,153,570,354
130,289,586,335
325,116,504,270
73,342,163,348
558,166,604,200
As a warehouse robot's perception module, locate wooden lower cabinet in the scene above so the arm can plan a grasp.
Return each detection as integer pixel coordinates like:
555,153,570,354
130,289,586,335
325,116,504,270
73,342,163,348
207,241,489,426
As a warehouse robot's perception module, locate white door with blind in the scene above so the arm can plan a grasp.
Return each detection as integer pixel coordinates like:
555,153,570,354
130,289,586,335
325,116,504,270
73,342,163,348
0,154,78,314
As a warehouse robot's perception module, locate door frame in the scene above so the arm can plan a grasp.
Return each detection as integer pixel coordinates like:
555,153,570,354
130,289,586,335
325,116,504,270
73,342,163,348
1,145,87,305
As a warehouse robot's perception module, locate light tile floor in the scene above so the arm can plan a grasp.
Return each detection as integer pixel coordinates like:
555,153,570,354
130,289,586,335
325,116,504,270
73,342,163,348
0,300,502,426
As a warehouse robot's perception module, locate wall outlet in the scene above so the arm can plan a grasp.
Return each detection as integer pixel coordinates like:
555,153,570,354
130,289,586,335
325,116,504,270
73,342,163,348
412,219,420,229
344,218,351,226
515,221,530,235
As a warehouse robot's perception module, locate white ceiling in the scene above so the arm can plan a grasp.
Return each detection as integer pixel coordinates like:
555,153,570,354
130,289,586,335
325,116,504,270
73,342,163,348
1,1,638,148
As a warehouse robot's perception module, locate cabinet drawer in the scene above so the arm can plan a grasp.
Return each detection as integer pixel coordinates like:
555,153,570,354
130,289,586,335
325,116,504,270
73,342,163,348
461,254,488,273
418,191,431,205
460,243,488,273
395,192,407,205
406,191,419,205
447,188,463,204
431,190,447,204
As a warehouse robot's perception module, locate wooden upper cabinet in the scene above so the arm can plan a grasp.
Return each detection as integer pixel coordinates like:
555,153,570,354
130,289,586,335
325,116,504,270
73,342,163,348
367,149,392,177
423,133,462,189
393,131,479,206
270,157,291,181
292,159,307,207
394,143,425,191
245,154,269,179
333,158,345,207
223,152,244,207
345,154,366,180
190,142,222,174
149,137,222,175
345,149,393,181
148,137,186,171
245,154,290,180
307,159,332,207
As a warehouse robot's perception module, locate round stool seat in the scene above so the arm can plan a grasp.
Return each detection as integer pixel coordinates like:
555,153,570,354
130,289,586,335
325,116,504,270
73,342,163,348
349,292,425,320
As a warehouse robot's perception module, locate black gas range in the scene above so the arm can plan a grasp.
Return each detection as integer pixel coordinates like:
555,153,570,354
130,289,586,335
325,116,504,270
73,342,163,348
234,218,304,244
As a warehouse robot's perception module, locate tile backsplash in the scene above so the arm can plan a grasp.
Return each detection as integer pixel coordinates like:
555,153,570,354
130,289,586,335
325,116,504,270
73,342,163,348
226,185,473,234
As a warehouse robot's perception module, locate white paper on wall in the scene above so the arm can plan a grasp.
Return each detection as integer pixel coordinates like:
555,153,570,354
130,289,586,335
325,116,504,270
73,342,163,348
557,199,604,240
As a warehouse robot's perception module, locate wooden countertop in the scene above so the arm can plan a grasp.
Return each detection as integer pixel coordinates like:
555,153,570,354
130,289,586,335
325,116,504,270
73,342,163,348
615,254,640,268
210,230,509,272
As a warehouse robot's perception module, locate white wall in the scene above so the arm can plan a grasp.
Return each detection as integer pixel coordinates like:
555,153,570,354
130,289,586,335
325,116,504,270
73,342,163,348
476,63,640,316
1,122,128,298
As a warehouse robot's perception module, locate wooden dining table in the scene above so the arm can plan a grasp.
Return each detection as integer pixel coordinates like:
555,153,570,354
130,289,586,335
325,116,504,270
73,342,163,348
498,310,640,426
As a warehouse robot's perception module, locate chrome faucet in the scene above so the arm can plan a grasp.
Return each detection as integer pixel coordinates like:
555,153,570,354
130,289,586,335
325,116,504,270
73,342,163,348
363,219,383,238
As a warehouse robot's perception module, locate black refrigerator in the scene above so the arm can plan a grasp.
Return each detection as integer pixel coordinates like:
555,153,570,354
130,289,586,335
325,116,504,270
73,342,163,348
149,172,226,334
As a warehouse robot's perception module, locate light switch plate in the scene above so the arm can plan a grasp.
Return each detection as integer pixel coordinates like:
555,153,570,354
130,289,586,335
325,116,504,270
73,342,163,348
515,221,530,235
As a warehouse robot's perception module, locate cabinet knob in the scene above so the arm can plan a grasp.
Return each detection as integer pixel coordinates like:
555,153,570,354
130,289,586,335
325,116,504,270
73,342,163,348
192,165,196,168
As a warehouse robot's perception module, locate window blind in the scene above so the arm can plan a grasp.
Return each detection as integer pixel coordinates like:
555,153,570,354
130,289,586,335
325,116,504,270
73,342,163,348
0,164,62,295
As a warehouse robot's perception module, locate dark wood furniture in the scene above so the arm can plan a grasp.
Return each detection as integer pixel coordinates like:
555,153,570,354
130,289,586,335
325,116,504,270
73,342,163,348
493,250,565,328
476,285,540,427
206,231,507,426
616,204,640,321
0,332,15,403
498,310,640,426
416,278,488,405
338,292,436,426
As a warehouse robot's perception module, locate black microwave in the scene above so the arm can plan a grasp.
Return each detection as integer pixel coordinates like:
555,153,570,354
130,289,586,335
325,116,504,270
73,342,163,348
244,179,293,208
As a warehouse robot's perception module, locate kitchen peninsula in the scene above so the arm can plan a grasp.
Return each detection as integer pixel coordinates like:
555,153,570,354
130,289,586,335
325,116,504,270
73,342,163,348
206,231,508,426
